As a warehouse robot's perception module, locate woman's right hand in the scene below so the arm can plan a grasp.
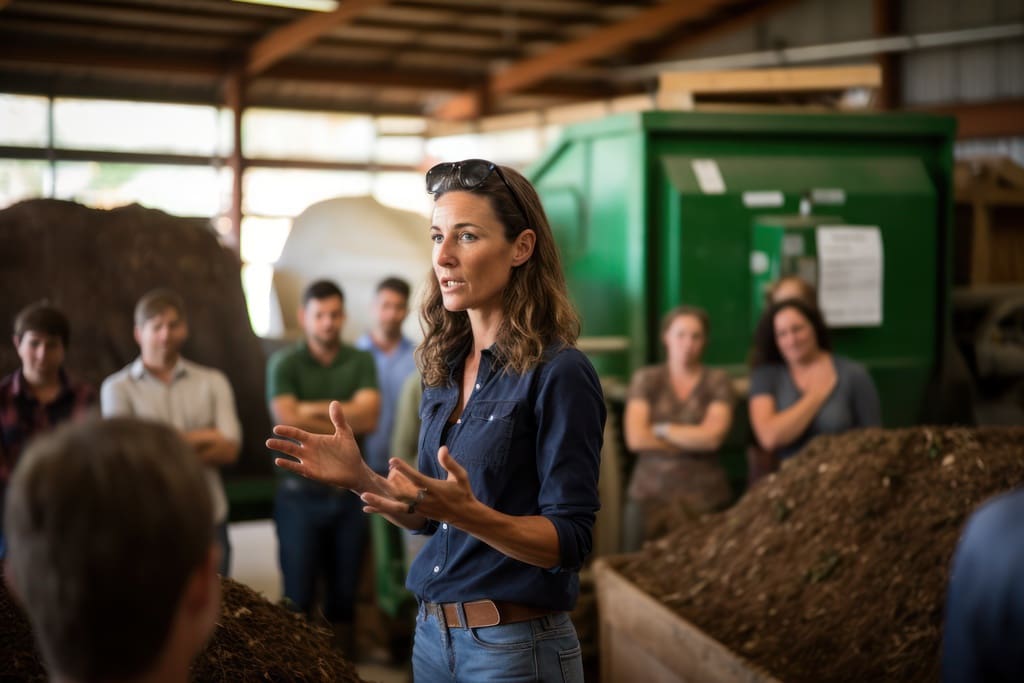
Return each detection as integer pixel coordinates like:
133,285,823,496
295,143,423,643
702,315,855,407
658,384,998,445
266,401,373,492
803,358,838,401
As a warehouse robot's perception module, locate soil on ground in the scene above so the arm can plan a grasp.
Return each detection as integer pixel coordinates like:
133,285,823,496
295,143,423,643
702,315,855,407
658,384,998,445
617,426,1024,683
0,577,367,682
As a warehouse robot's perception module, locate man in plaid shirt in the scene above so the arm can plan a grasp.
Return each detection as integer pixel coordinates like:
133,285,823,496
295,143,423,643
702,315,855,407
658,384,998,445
1,302,96,556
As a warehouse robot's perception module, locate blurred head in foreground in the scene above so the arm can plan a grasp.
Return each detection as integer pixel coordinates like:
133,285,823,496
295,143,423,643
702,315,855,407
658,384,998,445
3,417,220,683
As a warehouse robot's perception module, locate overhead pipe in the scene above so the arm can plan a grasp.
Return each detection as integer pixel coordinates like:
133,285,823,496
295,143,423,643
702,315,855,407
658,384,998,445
617,23,1024,80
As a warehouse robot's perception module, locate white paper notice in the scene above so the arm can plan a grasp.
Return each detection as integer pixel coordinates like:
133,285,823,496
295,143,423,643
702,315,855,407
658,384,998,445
692,159,726,194
816,226,883,327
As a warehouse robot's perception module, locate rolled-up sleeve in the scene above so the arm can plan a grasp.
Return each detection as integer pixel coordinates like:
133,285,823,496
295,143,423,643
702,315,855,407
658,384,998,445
533,350,606,572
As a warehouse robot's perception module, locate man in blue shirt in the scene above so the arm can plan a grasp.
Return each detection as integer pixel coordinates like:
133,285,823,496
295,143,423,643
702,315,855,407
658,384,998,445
355,277,418,660
355,277,417,475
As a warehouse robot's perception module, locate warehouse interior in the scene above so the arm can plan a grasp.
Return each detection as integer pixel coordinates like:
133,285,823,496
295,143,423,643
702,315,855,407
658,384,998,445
1,0,1023,681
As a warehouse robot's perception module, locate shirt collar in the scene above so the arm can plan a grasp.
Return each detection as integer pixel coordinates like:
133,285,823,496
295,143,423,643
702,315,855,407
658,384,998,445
444,339,499,382
11,367,72,398
130,356,189,381
301,340,346,367
358,333,413,354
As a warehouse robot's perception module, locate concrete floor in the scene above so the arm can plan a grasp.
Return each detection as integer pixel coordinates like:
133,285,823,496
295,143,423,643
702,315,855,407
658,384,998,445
228,519,408,683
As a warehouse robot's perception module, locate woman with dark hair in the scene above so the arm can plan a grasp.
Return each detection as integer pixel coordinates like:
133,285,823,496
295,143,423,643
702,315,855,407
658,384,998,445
622,305,735,550
267,159,605,681
749,298,881,461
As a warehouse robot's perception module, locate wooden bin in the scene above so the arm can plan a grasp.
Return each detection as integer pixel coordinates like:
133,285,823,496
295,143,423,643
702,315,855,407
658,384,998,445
593,557,782,683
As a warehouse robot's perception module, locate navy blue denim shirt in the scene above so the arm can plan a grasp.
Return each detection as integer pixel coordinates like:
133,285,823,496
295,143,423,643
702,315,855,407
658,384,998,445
405,344,605,611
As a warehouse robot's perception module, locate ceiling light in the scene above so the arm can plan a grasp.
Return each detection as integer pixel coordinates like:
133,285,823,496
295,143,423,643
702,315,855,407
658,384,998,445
233,0,339,11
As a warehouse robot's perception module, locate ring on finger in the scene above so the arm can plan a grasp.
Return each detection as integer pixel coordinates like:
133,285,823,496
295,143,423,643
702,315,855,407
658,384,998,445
407,488,427,515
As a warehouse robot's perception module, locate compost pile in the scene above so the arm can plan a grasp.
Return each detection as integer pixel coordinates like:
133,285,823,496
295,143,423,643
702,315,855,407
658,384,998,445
0,571,43,681
0,578,367,683
617,426,1024,683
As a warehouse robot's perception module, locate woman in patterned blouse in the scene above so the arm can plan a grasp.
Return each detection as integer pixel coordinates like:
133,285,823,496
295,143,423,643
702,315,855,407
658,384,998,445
622,305,736,551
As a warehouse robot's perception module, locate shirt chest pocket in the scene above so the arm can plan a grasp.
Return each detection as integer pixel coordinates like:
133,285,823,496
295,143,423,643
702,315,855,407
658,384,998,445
452,400,518,469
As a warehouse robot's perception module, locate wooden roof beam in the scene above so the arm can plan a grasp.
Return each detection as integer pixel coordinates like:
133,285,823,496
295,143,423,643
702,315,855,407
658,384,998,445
0,44,227,77
0,43,496,92
435,0,732,120
492,0,732,95
246,0,390,76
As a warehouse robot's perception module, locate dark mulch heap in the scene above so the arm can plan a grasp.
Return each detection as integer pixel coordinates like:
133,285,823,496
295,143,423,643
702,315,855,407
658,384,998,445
0,571,43,681
195,579,366,682
0,577,367,683
617,426,1024,683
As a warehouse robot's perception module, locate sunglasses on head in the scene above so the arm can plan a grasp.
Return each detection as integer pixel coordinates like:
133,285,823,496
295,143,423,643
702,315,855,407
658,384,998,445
425,159,530,230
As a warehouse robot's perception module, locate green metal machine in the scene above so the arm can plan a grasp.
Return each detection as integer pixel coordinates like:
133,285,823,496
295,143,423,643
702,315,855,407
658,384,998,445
529,110,957,488
749,210,843,327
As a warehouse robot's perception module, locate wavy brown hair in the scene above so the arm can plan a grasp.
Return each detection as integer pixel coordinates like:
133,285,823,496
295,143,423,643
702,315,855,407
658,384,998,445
418,162,580,386
750,298,832,368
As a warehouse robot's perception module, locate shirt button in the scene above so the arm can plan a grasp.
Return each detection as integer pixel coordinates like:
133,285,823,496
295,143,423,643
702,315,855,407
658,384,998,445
442,523,448,530
456,418,462,424
475,383,480,389
433,565,440,573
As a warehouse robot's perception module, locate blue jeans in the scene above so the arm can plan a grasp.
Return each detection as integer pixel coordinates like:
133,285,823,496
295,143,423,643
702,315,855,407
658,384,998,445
412,602,584,682
274,478,367,623
943,488,1024,683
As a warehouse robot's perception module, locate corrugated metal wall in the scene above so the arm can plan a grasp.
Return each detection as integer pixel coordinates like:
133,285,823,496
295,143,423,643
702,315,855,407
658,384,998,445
673,0,1024,163
902,0,1024,104
903,0,1024,162
676,0,874,59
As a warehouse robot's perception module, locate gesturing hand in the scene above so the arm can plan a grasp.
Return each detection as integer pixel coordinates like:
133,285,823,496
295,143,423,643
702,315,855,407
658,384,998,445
266,401,371,492
360,446,477,526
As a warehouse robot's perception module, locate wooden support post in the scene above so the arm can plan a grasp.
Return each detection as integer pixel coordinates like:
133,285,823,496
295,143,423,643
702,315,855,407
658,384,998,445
223,69,245,254
874,0,901,109
970,201,992,285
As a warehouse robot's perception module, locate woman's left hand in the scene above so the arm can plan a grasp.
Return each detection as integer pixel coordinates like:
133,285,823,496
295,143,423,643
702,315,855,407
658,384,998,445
360,446,476,525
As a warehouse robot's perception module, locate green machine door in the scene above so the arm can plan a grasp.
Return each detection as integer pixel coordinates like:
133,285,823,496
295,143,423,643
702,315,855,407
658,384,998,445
537,130,645,382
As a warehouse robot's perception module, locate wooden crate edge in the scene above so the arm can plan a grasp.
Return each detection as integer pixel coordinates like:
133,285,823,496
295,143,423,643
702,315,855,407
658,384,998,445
593,556,784,683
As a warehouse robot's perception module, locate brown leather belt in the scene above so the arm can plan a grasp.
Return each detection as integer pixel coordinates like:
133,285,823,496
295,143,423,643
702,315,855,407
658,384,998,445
423,599,557,629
